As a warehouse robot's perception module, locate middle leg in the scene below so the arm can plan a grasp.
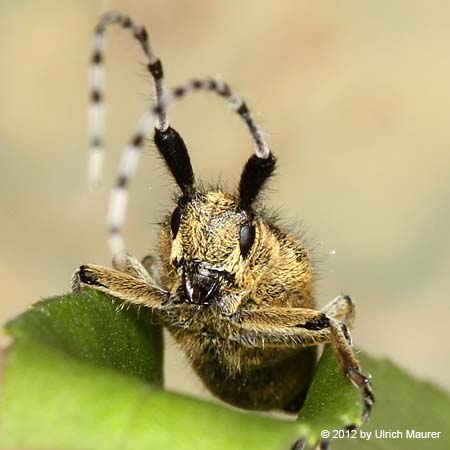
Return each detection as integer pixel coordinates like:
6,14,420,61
112,252,160,285
321,294,355,329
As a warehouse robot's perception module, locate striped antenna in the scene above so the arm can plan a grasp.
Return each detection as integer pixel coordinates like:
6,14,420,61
89,11,168,187
107,77,272,257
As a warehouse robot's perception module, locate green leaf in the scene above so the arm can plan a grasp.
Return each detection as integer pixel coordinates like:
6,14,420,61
332,353,450,450
0,292,298,450
5,290,163,385
297,345,366,443
1,291,449,450
300,349,450,450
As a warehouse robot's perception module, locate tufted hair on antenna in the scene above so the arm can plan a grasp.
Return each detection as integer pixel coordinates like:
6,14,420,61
106,77,275,256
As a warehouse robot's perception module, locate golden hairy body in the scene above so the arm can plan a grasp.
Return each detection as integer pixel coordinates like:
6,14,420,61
75,186,370,416
159,190,316,410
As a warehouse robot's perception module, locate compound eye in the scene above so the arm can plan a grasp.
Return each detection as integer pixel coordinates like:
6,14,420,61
170,206,182,238
239,224,256,258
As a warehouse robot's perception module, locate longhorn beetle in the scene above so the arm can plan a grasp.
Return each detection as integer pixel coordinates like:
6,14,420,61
73,11,374,449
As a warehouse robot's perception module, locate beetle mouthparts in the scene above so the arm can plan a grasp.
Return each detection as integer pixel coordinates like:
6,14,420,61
182,265,220,305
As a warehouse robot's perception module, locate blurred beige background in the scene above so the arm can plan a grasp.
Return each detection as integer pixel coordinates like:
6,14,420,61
1,0,450,398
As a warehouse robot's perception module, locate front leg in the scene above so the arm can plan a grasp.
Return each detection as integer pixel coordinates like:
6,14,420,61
228,307,374,424
72,264,169,310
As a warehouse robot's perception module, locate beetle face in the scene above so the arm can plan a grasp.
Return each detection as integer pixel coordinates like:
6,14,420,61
163,191,258,305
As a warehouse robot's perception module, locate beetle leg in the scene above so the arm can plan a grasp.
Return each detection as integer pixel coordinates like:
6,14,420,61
71,264,169,310
140,254,164,286
228,307,374,423
321,294,355,329
110,251,162,286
